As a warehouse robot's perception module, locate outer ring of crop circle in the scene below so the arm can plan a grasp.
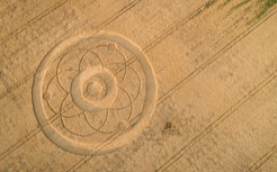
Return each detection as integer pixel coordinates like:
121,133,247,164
32,31,158,155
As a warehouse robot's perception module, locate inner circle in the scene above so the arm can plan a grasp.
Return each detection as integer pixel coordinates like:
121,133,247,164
71,66,118,112
84,78,107,100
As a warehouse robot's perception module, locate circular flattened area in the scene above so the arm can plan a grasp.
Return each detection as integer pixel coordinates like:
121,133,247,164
71,66,118,111
32,32,158,155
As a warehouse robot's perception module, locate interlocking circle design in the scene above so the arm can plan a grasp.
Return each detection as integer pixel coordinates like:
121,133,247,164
32,32,158,155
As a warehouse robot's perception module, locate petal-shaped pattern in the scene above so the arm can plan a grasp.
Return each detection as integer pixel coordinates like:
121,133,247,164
93,44,126,67
44,75,67,113
105,62,126,82
118,66,141,102
60,94,83,118
56,49,84,92
79,50,103,71
83,109,109,133
97,105,132,133
109,86,133,110
60,113,97,137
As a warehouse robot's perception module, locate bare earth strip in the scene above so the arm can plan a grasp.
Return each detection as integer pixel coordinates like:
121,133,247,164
246,146,277,172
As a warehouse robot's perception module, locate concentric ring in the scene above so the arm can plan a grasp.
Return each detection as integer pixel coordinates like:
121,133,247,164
32,32,158,155
71,66,118,111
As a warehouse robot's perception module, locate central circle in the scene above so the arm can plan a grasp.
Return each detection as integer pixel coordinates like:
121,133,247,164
85,79,107,100
71,66,118,111
87,81,102,97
